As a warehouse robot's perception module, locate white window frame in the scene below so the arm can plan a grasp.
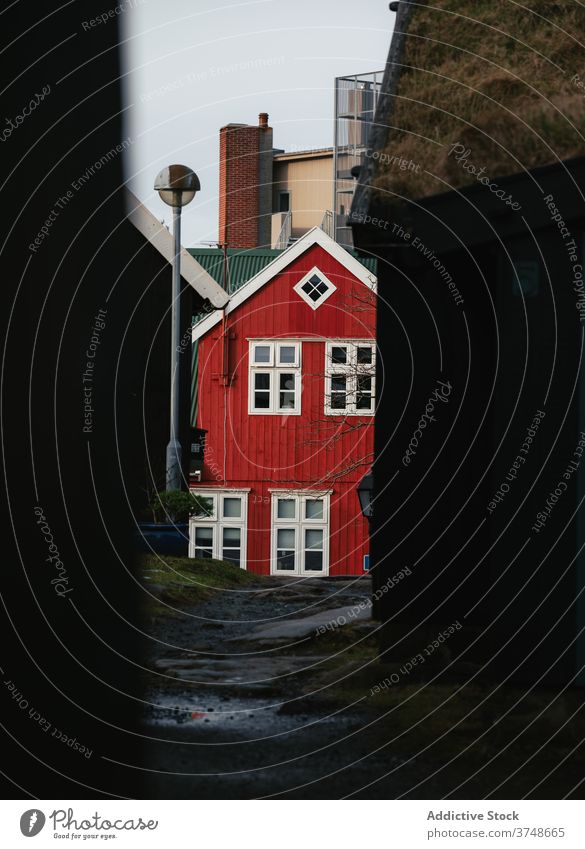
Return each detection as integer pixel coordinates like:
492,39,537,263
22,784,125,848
293,266,337,311
325,340,376,416
248,340,302,415
188,489,249,569
270,490,330,575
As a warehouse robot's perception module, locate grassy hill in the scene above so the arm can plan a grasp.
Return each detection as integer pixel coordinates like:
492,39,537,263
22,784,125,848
374,0,585,203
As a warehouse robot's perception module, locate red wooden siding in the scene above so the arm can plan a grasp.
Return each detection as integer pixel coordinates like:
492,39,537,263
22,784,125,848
194,242,376,575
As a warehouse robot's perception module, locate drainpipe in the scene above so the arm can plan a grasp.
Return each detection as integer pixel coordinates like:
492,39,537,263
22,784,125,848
577,233,585,685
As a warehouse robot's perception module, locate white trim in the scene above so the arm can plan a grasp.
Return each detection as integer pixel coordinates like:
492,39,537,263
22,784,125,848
192,226,377,341
293,266,337,310
125,189,229,309
188,486,251,492
247,336,374,343
268,488,333,495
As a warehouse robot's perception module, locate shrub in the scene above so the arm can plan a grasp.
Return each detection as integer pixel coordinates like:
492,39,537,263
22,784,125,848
149,490,207,524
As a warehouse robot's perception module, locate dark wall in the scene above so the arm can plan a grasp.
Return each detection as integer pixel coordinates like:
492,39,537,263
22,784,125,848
0,1,199,798
355,160,585,686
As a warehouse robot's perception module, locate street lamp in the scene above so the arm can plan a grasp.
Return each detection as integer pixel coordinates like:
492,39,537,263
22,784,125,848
357,471,374,520
154,164,200,491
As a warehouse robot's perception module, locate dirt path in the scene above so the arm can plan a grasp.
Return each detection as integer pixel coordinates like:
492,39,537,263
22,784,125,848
140,576,430,799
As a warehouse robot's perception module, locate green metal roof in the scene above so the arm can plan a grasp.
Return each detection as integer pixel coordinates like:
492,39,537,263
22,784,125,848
188,245,377,295
187,247,283,294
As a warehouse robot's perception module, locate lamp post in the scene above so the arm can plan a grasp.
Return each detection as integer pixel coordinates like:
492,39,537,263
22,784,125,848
154,164,200,491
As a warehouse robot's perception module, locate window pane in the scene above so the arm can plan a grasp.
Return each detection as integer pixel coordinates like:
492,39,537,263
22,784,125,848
276,551,295,570
279,345,296,364
304,551,323,571
279,373,296,410
223,497,241,518
305,499,323,520
195,527,213,544
305,529,323,549
195,527,213,558
254,392,270,409
304,529,323,571
277,498,296,519
331,346,347,364
254,372,270,410
276,528,295,571
301,274,329,303
356,395,373,411
221,528,241,566
331,375,346,410
222,527,241,545
197,497,215,517
254,345,271,364
222,549,241,566
255,373,270,390
356,375,373,410
357,346,373,364
277,528,295,548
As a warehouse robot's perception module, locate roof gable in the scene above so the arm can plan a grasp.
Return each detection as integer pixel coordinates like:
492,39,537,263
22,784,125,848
125,190,229,309
192,227,377,341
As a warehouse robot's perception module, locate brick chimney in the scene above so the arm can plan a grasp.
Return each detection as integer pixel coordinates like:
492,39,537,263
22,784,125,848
219,113,274,249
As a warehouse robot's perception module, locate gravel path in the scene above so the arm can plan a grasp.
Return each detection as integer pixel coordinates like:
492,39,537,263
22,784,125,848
140,577,429,799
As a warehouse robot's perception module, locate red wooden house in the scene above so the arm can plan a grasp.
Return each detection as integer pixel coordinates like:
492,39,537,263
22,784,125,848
189,227,376,576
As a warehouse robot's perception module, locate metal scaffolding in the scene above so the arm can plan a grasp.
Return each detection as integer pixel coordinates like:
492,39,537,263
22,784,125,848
333,70,384,247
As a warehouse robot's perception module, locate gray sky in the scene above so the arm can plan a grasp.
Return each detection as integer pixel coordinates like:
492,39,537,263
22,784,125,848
121,0,395,246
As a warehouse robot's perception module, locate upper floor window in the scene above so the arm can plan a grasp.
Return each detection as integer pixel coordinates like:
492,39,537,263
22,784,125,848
293,266,337,310
325,341,376,416
249,341,301,415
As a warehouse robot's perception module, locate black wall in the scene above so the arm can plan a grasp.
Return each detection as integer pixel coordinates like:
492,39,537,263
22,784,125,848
0,2,203,798
354,159,585,686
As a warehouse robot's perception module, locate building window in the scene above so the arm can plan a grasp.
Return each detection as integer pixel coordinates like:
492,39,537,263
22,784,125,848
271,491,330,575
189,490,249,568
221,527,242,567
276,528,296,571
194,526,213,559
325,341,375,415
293,266,337,310
278,191,290,213
249,341,301,414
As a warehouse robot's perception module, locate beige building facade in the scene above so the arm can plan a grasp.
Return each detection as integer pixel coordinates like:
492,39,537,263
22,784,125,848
271,148,334,245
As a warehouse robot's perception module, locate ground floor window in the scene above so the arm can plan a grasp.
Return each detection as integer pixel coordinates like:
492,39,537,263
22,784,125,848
271,490,330,575
189,489,249,568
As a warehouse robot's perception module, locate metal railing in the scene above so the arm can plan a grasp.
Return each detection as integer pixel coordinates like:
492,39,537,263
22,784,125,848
272,210,292,249
321,209,334,238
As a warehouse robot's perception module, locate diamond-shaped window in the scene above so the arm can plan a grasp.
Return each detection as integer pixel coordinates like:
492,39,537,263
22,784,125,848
294,267,337,310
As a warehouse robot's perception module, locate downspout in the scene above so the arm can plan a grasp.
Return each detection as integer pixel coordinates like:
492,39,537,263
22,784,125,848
577,233,585,686
221,242,229,484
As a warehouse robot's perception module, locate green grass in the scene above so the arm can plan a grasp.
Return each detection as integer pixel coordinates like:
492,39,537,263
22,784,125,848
290,621,585,797
374,0,585,204
139,553,261,617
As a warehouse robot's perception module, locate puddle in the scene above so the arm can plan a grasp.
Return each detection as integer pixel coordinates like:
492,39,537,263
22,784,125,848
141,689,344,738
